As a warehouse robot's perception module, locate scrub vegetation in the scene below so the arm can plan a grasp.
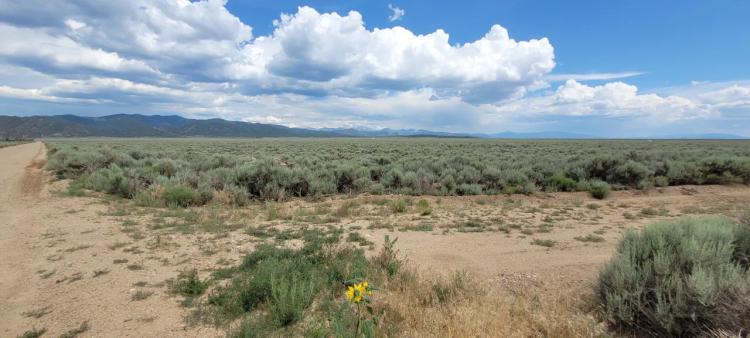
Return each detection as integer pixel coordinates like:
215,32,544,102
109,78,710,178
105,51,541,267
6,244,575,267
45,138,750,205
26,138,750,337
598,215,750,336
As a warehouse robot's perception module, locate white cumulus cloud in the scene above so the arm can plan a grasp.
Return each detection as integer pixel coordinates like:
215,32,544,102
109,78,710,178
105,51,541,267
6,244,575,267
495,80,710,122
0,1,746,136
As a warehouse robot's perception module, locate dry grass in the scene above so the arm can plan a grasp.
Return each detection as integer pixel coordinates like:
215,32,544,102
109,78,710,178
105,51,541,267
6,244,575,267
376,270,606,337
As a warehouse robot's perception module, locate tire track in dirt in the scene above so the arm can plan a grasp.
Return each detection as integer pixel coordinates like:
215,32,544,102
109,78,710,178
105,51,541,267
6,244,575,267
20,143,47,198
0,142,47,336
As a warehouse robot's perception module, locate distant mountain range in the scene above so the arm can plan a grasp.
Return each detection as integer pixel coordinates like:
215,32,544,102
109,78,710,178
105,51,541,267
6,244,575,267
0,114,342,138
0,114,747,139
319,127,748,140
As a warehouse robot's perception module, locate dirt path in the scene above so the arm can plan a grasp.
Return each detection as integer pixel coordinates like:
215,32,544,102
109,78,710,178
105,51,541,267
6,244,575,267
0,142,221,337
0,142,47,336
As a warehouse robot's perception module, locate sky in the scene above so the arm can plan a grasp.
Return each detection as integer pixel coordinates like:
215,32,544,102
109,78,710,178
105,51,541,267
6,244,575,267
0,0,748,137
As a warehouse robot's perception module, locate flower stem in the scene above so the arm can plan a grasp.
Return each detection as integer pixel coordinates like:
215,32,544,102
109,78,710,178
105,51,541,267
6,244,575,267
355,303,361,337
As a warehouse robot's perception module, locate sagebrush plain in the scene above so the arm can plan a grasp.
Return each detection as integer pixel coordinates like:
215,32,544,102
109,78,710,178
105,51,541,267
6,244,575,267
1,139,749,337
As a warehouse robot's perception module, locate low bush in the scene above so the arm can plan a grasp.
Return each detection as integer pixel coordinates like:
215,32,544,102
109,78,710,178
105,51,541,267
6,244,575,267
531,239,556,247
162,185,198,208
416,199,432,215
169,269,209,298
269,274,319,326
545,175,578,192
204,229,394,335
390,199,407,213
588,180,611,199
598,216,750,336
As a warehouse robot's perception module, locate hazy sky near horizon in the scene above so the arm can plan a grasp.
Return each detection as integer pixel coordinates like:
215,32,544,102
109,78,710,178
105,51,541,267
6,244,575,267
0,0,748,136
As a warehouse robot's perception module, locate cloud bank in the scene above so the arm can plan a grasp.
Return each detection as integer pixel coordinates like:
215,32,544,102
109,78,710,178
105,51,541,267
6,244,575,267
0,0,747,136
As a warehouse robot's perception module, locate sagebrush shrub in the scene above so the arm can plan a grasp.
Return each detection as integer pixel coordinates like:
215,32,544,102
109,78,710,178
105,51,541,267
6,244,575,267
652,175,669,187
588,180,610,199
269,274,319,326
225,184,248,206
598,216,750,336
613,160,653,188
162,185,197,207
545,174,578,192
456,183,482,195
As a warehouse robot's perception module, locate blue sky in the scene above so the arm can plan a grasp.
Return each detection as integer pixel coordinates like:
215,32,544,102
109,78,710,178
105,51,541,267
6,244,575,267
228,0,750,89
0,0,748,137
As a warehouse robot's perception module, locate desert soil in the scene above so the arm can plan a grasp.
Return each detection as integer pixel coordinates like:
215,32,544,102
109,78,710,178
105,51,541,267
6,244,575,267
1,142,748,337
0,142,222,337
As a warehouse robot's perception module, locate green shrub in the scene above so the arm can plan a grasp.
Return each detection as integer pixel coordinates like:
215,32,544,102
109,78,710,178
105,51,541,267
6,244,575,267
269,274,319,326
598,217,750,336
456,183,482,195
416,199,432,215
516,181,536,195
439,174,456,194
531,239,556,247
545,175,578,192
226,184,248,206
169,269,209,298
390,199,407,213
613,160,653,187
653,175,669,187
18,327,47,338
162,185,197,207
588,180,611,199
209,234,371,330
370,183,384,195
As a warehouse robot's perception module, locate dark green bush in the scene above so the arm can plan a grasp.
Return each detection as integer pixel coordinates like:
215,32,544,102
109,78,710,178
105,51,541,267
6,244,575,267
613,160,653,188
162,185,198,207
170,269,209,298
588,180,611,199
545,174,578,192
598,217,750,336
652,175,669,187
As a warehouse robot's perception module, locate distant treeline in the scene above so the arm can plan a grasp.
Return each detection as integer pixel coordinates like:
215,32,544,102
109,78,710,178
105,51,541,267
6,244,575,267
45,139,750,206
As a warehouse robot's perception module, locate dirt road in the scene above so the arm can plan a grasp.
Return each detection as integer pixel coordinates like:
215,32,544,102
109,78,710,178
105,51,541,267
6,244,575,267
0,142,220,337
0,142,47,336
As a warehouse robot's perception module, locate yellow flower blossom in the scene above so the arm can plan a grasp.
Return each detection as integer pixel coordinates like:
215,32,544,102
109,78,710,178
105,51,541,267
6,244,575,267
345,281,370,303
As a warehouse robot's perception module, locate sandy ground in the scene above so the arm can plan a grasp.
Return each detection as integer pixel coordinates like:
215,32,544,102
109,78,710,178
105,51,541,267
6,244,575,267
0,142,222,337
368,185,750,290
1,142,748,337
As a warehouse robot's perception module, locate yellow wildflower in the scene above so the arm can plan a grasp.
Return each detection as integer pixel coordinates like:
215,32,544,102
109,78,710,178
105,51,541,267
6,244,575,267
346,281,370,303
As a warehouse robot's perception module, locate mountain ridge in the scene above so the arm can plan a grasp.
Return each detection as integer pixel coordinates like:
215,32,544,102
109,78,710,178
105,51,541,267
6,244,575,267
0,114,747,139
0,114,344,138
